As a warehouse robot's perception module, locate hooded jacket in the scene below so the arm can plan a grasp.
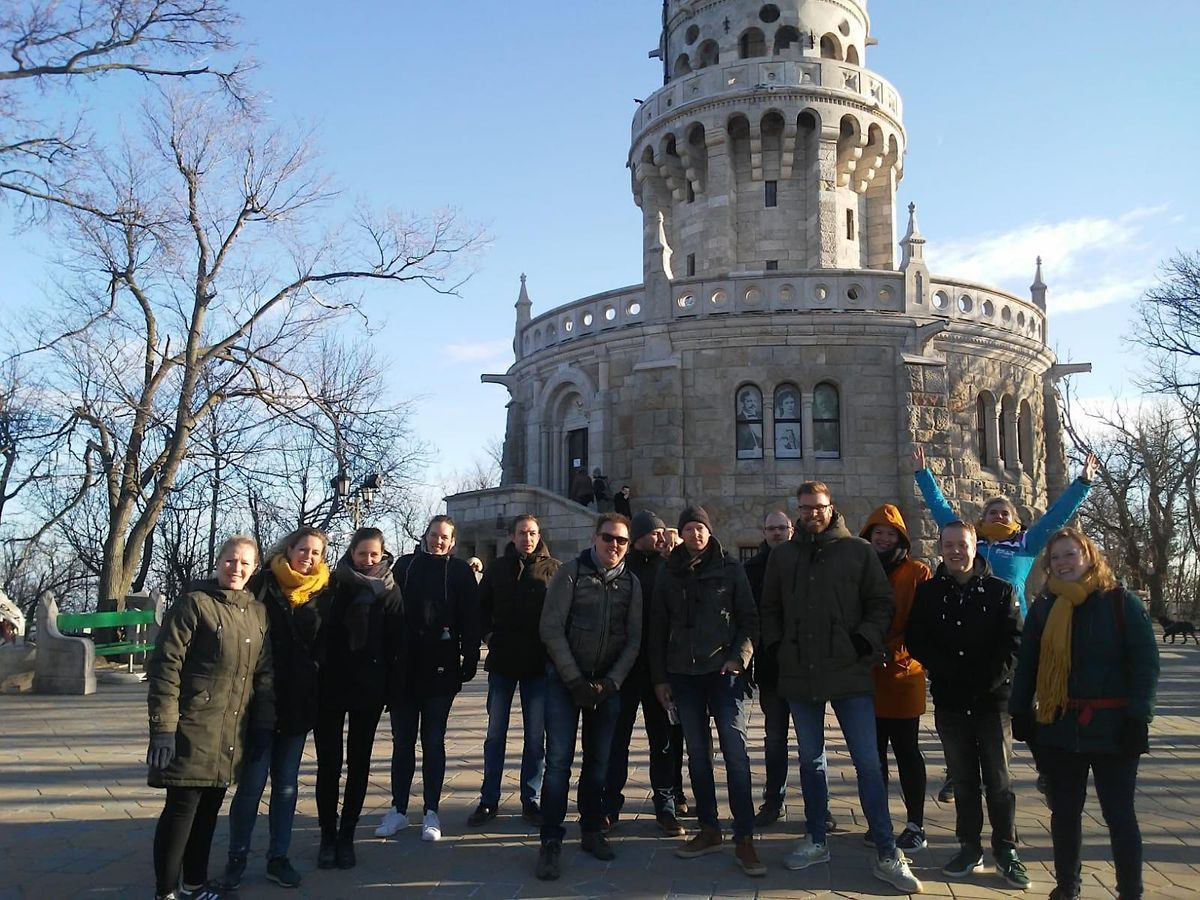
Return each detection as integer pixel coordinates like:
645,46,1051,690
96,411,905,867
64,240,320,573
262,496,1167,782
147,580,274,789
481,539,560,679
860,505,931,719
394,547,482,698
760,512,894,702
649,536,757,683
906,557,1022,712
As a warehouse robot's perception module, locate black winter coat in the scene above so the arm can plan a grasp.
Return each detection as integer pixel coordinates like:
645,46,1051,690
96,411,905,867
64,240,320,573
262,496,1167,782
481,540,560,679
318,558,405,712
250,566,328,735
649,537,757,684
625,547,665,684
742,541,778,689
906,559,1023,712
395,549,482,698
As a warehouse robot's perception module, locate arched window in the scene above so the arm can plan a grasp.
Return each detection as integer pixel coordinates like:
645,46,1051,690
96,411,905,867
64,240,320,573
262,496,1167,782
697,39,720,68
739,27,767,59
820,34,842,60
735,385,764,460
674,53,692,77
845,44,860,65
1018,399,1034,474
773,383,801,459
976,394,989,466
813,382,841,458
999,394,1016,468
774,26,802,55
976,390,998,467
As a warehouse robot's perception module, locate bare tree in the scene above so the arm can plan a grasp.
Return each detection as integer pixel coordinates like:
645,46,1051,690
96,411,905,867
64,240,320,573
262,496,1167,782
13,90,481,604
1134,251,1200,395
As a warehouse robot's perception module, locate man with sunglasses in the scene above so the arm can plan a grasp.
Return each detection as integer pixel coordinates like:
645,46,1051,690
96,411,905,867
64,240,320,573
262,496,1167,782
535,513,643,881
761,482,922,893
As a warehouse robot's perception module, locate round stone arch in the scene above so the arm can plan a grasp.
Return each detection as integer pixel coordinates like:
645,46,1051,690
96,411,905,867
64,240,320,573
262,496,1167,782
534,367,603,496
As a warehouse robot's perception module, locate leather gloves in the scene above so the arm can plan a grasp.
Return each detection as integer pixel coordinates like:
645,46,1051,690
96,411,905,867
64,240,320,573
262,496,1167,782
566,678,599,709
595,678,618,701
1010,712,1036,744
146,731,176,770
1118,717,1149,756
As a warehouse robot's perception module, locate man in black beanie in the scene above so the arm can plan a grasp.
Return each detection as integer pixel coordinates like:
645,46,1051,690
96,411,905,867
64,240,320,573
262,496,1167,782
602,509,689,835
650,505,765,876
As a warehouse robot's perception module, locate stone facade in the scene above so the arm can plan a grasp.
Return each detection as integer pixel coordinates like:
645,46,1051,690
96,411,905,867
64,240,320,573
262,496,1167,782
448,0,1087,564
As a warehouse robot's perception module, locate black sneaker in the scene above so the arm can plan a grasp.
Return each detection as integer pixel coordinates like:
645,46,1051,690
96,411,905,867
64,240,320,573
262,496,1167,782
1048,887,1081,900
521,803,543,827
942,845,985,878
897,824,928,852
213,854,246,889
266,856,302,888
825,813,843,834
317,834,336,869
581,830,615,861
535,841,562,880
753,803,781,827
996,848,1031,890
937,776,955,802
467,803,498,827
334,835,356,870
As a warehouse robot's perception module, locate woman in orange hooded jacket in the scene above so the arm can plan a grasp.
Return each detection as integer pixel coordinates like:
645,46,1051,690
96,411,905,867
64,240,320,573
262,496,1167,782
861,504,932,853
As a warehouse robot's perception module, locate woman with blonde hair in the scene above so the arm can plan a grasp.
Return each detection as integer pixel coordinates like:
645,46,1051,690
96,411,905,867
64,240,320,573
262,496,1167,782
147,535,274,900
217,527,333,890
1009,527,1159,900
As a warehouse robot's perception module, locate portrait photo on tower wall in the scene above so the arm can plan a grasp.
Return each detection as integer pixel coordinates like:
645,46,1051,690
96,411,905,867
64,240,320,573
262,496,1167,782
774,384,801,459
736,385,764,459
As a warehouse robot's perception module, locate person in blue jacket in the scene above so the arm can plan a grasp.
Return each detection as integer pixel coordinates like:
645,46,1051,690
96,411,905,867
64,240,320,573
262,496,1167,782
910,446,1099,611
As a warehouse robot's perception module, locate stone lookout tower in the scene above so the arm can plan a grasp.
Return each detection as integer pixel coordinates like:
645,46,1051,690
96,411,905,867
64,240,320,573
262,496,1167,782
447,0,1089,562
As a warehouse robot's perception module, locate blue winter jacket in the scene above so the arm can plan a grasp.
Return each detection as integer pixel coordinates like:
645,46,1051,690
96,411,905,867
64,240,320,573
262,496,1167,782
914,468,1091,610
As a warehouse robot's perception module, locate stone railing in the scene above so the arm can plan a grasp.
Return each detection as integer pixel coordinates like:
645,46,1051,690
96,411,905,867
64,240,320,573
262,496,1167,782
516,271,1044,360
632,57,902,142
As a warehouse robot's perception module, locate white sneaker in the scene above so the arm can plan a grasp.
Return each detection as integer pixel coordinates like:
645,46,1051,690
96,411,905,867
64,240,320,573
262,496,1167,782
374,806,409,837
783,838,830,871
873,847,924,893
421,809,443,842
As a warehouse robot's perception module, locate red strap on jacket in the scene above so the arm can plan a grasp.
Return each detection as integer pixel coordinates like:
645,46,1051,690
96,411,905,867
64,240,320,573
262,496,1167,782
1066,697,1128,727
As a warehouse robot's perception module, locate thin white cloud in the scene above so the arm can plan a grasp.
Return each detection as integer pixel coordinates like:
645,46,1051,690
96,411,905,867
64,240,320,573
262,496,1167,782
1049,277,1154,315
442,339,513,364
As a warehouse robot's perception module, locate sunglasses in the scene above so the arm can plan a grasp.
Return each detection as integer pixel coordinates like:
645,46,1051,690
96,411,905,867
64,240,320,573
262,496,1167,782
597,532,630,546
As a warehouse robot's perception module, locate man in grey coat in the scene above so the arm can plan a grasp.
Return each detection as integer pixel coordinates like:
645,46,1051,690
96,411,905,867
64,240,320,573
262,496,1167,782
535,513,642,881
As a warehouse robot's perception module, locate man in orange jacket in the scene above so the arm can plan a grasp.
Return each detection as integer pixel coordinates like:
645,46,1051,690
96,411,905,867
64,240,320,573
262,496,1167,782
861,504,932,853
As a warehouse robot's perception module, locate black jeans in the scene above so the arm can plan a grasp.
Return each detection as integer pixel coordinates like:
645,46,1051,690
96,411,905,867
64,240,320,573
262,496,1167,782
875,715,927,827
758,683,791,807
1039,745,1142,899
389,692,455,814
603,668,684,817
153,786,227,895
934,707,1016,854
314,704,384,836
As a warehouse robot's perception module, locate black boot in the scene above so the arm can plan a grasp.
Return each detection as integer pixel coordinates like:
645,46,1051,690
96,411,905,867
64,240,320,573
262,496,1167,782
336,820,357,869
317,829,337,869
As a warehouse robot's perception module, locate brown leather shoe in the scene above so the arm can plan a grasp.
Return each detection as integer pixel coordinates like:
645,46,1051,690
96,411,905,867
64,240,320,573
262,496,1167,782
734,835,767,876
656,811,686,837
675,826,723,859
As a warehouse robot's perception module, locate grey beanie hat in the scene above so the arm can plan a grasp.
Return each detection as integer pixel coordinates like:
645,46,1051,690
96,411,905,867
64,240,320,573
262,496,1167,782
677,505,713,533
630,509,666,544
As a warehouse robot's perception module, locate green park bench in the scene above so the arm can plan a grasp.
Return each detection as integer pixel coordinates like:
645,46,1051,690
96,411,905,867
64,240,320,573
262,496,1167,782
56,607,159,673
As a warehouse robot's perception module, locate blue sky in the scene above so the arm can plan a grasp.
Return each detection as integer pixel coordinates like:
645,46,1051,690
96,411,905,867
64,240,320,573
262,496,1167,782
5,1,1199,495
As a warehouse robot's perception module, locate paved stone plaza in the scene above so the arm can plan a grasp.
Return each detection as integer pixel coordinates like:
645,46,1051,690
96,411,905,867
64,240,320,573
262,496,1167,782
2,642,1198,899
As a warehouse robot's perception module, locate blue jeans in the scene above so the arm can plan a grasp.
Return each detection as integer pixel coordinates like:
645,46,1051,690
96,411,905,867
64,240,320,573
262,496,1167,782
672,671,755,839
540,665,621,843
789,693,897,856
481,670,546,808
227,729,307,859
389,693,454,814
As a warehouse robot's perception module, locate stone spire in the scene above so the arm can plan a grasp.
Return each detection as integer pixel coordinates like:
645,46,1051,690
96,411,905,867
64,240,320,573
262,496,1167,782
1030,256,1047,310
515,273,532,326
899,202,925,268
900,202,929,313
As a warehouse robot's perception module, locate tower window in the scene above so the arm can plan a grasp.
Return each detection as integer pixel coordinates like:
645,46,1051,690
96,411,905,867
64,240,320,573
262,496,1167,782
686,254,696,277
813,382,841,458
687,182,695,203
765,260,779,271
846,208,855,240
765,180,777,208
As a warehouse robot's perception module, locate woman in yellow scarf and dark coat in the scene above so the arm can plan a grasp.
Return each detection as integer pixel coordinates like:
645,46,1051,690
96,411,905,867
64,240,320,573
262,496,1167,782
217,527,334,891
1009,527,1159,900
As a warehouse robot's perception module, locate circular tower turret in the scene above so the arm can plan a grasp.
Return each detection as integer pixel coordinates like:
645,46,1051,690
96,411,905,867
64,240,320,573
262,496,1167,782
633,0,903,290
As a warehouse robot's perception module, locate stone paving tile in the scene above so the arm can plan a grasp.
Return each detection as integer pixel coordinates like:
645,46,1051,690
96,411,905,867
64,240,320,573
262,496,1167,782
1,643,1198,898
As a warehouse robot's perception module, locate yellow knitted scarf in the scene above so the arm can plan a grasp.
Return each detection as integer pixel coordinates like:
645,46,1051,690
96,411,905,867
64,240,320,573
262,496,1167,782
270,554,330,608
1034,571,1101,723
977,521,1020,542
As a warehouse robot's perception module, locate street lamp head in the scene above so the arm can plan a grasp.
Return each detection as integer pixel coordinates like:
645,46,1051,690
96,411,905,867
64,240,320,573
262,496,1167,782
332,471,351,498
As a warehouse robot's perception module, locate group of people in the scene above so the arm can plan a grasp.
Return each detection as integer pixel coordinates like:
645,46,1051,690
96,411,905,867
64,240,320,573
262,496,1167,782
144,450,1160,900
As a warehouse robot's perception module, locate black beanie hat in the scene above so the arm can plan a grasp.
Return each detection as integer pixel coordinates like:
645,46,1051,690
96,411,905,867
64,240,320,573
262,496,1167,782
630,509,666,544
677,505,713,533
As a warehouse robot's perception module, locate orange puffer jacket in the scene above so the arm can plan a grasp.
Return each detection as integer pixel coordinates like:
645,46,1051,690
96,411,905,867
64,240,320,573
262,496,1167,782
861,504,931,719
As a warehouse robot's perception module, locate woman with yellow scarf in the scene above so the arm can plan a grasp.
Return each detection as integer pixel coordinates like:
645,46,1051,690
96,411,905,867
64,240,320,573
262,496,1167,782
217,527,333,891
1009,528,1159,900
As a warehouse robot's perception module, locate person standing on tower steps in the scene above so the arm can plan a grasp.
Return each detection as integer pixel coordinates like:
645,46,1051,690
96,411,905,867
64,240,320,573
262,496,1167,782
906,520,1029,890
651,506,766,877
534,513,642,881
467,514,559,829
1009,527,1159,900
601,509,689,836
859,504,932,854
761,482,922,893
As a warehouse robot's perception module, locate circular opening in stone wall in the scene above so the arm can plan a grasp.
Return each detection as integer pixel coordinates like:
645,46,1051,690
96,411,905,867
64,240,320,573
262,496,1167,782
779,284,794,301
744,287,762,304
627,300,641,316
1001,306,1012,323
1017,311,1026,328
676,293,695,309
603,306,616,322
846,285,862,302
932,290,949,310
958,294,973,313
582,312,594,326
685,24,700,44
759,4,780,23
981,298,994,318
814,284,829,301
878,286,893,302
711,289,728,306
564,317,573,333
838,19,851,36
